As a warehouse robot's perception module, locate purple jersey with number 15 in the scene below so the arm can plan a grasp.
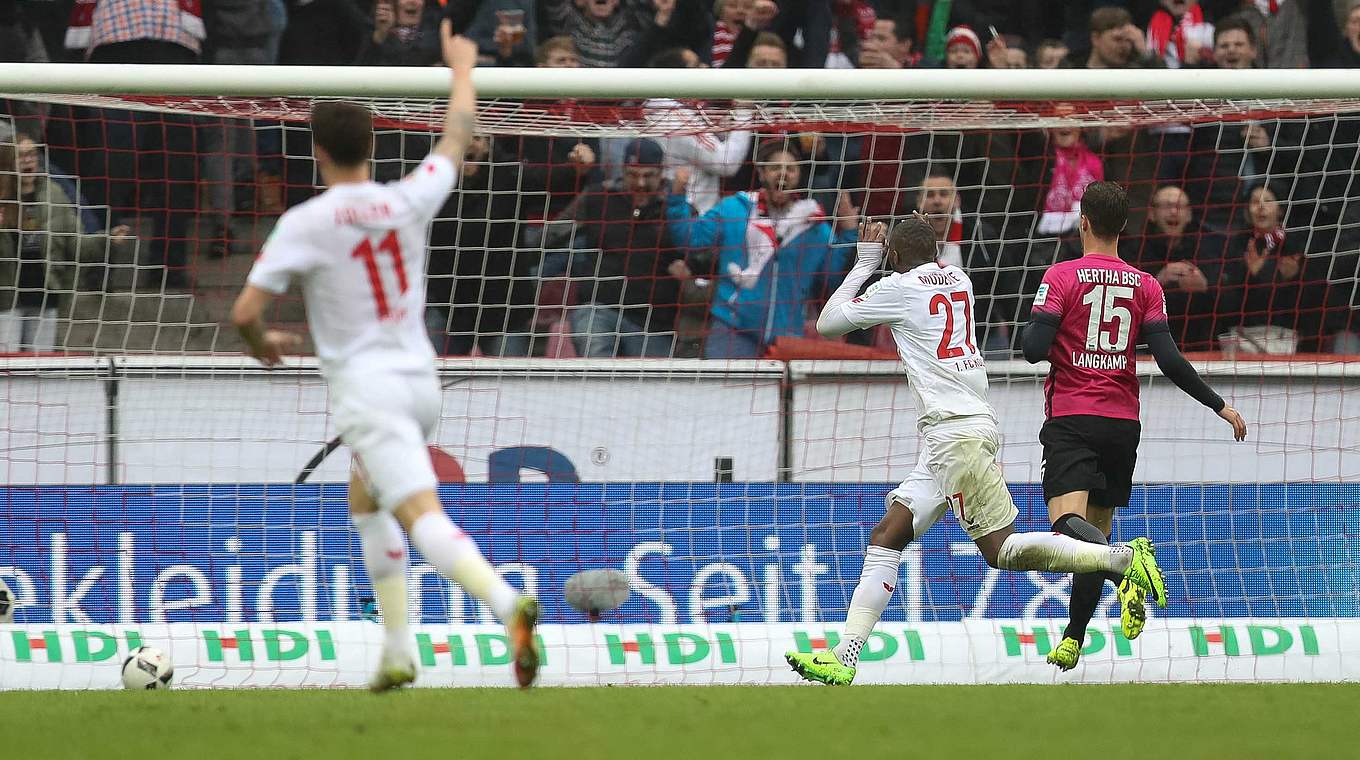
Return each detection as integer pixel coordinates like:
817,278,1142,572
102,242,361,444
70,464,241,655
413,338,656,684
1030,253,1168,421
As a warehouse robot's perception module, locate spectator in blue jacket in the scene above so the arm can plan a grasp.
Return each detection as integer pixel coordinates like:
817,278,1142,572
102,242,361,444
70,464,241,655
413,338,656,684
667,141,857,358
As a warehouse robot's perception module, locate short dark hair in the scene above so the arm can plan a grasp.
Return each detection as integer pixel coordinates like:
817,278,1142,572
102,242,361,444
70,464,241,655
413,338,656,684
1080,181,1129,238
889,216,937,265
1213,15,1256,47
883,15,914,44
311,101,373,168
756,139,802,164
752,32,786,53
1089,7,1131,35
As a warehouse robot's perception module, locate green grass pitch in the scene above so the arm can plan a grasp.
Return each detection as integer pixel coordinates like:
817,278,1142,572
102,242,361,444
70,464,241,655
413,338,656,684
6,684,1355,759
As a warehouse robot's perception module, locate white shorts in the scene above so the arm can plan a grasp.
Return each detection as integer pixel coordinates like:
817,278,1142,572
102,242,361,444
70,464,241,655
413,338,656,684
888,419,1018,540
330,368,442,511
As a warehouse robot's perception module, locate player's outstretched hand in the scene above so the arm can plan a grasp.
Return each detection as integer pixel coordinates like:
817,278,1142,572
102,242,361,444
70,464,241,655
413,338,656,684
858,219,886,245
440,19,479,71
249,330,302,368
1218,405,1247,441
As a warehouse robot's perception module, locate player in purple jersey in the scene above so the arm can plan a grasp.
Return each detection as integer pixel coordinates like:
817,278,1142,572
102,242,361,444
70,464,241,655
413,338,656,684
1021,182,1248,672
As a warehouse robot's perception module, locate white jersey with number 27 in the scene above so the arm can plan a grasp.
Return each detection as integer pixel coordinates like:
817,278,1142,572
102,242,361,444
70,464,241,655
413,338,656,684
839,261,995,430
247,154,458,379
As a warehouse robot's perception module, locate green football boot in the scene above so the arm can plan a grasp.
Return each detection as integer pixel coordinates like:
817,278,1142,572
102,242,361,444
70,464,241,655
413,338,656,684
1046,636,1081,672
785,650,856,686
1117,577,1148,640
1123,537,1168,608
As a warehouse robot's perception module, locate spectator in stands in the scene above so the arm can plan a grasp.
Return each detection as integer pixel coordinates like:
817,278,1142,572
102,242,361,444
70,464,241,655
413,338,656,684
711,0,749,66
1035,38,1068,68
355,0,441,66
554,138,682,357
1236,0,1307,68
856,16,915,68
722,4,788,68
1147,0,1215,68
1209,14,1258,69
1183,109,1298,230
0,133,135,352
765,0,832,68
0,0,48,64
1314,0,1360,68
513,38,600,223
0,1,49,130
1122,185,1225,350
913,172,1021,351
427,136,535,356
202,1,289,250
1036,119,1103,236
944,25,982,68
73,0,203,289
999,35,1028,68
279,0,367,65
1216,185,1327,353
463,0,537,66
643,51,752,214
1078,7,1163,69
541,0,703,68
667,142,856,358
824,0,875,68
727,30,789,67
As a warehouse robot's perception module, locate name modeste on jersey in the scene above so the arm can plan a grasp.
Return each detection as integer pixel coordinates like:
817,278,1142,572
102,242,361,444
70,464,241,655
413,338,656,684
841,261,994,429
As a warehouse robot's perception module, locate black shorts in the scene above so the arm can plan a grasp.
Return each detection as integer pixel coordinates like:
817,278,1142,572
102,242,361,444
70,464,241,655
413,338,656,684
1040,415,1141,509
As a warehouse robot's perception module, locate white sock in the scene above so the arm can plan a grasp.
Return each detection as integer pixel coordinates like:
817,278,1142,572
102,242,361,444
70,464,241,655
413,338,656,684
408,511,520,622
832,545,901,668
997,532,1133,574
353,512,410,650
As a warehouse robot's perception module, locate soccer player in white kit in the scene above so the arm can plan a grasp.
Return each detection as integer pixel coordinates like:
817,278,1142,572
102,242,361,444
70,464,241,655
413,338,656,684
784,216,1166,686
230,24,540,692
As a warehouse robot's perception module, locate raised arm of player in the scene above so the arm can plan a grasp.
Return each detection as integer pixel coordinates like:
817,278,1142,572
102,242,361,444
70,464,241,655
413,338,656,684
1144,324,1248,440
816,220,884,338
431,20,478,166
231,286,302,368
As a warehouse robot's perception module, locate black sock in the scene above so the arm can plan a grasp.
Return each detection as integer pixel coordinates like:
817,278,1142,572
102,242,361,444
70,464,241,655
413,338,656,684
1064,572,1104,643
1052,513,1119,642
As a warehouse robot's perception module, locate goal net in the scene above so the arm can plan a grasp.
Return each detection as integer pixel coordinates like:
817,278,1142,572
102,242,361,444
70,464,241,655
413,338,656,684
0,66,1357,688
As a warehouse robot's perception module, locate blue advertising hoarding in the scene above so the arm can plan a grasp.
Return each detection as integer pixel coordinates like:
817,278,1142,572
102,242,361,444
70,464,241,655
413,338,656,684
2,483,1356,624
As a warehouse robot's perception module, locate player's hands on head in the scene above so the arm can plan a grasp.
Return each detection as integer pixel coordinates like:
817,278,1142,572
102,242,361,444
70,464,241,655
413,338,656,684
1218,405,1247,441
440,20,479,71
858,219,887,246
250,330,303,368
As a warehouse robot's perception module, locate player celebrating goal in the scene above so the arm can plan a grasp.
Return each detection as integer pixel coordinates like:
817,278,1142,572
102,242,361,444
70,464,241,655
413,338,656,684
230,23,540,691
1022,181,1247,672
785,215,1166,687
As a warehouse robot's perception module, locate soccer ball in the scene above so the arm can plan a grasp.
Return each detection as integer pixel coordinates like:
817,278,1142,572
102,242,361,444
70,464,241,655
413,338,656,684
121,646,174,690
0,578,14,624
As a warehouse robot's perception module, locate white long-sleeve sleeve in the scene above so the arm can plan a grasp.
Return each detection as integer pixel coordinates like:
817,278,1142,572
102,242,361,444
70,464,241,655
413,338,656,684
816,242,885,338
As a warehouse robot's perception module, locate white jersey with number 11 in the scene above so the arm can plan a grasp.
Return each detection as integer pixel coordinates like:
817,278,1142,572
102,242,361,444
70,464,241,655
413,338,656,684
246,154,458,379
838,261,996,429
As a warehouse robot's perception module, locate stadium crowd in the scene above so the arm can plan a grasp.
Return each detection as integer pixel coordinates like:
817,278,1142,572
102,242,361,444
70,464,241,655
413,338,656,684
1,0,1359,356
